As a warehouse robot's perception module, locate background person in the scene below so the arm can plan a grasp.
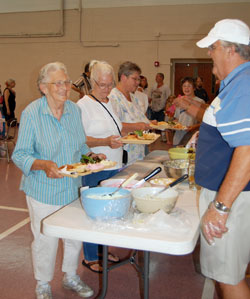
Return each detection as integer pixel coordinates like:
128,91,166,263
137,75,148,94
173,77,205,146
0,84,3,116
195,19,250,299
138,75,151,119
77,60,123,273
164,95,176,144
72,62,92,98
2,78,16,122
134,88,149,115
194,76,209,103
12,62,98,299
173,92,208,123
149,72,171,122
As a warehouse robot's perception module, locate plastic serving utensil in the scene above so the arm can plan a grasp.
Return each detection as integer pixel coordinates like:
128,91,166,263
154,174,188,198
132,167,162,189
107,173,139,197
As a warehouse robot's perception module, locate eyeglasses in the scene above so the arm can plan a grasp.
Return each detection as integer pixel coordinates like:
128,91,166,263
208,44,216,51
129,76,141,82
208,43,223,52
46,80,72,88
94,79,114,90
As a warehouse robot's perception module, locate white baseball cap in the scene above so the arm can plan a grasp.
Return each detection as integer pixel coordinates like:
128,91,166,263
197,19,250,48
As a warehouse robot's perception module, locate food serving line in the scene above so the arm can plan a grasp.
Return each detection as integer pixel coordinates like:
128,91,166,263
43,150,200,299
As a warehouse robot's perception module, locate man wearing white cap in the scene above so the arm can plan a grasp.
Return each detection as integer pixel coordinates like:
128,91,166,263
195,19,250,298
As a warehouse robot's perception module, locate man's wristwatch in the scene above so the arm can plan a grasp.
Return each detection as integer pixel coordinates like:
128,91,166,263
213,199,231,213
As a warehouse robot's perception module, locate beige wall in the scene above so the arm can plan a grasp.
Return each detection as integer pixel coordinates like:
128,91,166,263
0,2,249,120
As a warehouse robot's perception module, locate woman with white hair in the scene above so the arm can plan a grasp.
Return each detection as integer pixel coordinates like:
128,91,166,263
77,60,123,273
2,78,16,122
12,62,98,299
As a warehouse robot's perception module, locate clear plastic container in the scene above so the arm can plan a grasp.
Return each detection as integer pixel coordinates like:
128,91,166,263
188,160,196,190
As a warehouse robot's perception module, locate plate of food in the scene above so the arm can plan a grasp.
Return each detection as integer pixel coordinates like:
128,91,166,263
150,121,170,130
121,130,160,144
59,155,117,178
150,121,187,131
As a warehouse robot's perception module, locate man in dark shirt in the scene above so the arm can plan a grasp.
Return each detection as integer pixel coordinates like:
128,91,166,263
194,76,209,103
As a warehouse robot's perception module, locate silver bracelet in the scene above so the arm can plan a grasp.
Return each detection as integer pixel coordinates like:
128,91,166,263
213,199,231,213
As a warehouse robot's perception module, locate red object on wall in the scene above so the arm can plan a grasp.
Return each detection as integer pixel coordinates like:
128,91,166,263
154,61,160,67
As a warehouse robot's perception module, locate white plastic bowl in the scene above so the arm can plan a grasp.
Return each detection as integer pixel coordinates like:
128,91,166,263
131,187,179,214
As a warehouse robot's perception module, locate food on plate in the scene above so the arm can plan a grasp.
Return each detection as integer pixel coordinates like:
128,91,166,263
157,121,168,126
59,156,117,177
134,130,143,137
59,163,90,175
80,154,102,164
100,160,117,168
167,120,176,125
151,120,187,130
137,133,157,140
123,134,138,140
59,165,77,176
86,163,105,172
124,130,157,140
172,123,186,130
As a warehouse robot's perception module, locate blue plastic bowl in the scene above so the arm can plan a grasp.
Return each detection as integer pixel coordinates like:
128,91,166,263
81,187,132,220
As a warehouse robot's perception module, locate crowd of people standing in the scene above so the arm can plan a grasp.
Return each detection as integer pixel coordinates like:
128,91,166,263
9,17,250,299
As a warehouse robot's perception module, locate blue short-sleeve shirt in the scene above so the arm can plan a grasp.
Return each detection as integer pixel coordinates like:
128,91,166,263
195,62,250,191
12,96,90,205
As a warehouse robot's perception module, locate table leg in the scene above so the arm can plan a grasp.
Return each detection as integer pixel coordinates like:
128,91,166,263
97,245,108,299
143,251,150,299
97,249,150,299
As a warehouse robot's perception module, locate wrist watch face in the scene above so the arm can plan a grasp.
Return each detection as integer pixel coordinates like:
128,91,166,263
214,200,230,213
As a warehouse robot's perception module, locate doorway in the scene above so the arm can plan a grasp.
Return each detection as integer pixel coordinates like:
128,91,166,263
171,59,216,102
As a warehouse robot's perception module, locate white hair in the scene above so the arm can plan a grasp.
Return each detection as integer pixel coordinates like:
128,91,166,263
89,60,115,85
37,62,68,94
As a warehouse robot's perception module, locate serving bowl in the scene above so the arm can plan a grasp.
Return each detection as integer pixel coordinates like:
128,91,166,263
131,187,179,214
81,187,132,220
149,177,175,187
163,159,189,179
168,148,195,160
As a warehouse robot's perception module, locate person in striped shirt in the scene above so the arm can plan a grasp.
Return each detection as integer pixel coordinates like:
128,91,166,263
195,19,250,299
12,62,104,299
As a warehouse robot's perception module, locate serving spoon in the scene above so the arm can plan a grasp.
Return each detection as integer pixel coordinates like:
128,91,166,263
107,173,139,197
132,167,162,188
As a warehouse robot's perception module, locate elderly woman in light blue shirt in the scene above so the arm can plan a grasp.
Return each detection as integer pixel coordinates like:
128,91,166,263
12,62,101,299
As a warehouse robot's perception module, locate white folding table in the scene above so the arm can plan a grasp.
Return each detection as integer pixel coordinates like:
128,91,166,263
43,159,200,298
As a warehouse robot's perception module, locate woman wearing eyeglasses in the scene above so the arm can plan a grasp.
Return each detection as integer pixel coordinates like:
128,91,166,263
77,60,123,174
12,62,99,299
77,60,123,273
109,61,152,165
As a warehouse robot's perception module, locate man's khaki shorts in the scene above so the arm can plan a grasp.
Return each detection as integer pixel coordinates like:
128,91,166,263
199,188,250,285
